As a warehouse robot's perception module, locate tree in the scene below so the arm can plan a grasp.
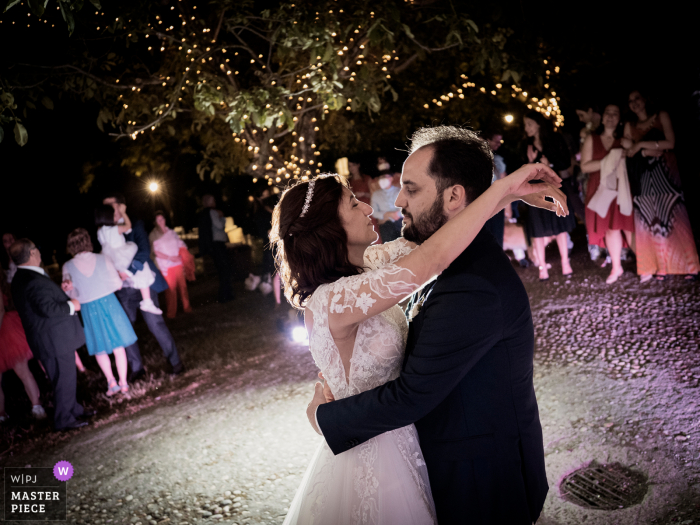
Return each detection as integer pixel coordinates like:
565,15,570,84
1,0,554,185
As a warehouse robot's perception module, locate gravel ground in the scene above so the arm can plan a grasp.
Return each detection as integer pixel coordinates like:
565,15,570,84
3,240,700,524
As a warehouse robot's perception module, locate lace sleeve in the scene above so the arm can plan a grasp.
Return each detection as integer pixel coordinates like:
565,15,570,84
363,238,416,270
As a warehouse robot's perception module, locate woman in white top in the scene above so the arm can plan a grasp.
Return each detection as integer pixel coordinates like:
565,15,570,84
62,229,137,396
149,213,192,318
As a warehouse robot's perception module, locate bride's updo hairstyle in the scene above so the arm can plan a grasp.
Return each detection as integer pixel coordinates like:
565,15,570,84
270,174,364,309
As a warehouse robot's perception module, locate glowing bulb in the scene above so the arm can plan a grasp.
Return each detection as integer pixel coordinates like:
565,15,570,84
504,114,514,123
148,182,159,193
292,326,309,344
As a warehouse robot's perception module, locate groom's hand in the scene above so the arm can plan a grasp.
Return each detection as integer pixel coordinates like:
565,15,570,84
307,382,327,436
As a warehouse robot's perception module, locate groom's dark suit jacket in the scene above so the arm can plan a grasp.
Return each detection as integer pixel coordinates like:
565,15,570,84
317,228,548,524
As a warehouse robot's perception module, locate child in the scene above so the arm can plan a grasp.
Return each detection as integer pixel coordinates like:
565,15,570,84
95,204,162,314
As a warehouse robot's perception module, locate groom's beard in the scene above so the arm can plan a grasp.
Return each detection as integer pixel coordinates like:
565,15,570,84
401,193,448,245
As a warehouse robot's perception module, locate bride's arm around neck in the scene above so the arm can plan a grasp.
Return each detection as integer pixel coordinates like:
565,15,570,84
326,164,565,340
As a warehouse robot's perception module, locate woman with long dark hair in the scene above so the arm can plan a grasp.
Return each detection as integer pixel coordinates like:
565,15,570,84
523,111,577,280
623,90,699,281
581,104,635,283
271,128,566,524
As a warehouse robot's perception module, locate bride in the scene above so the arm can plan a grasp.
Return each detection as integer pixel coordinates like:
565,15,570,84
271,151,565,524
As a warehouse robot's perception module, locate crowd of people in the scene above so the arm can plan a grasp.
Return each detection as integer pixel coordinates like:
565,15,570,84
1,87,697,432
0,194,189,430
484,88,699,284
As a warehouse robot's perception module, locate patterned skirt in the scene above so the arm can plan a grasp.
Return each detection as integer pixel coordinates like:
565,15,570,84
632,152,700,276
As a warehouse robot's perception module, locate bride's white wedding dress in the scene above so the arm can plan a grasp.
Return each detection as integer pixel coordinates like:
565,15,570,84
283,239,436,525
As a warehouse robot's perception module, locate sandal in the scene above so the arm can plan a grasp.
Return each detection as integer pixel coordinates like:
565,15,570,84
562,261,573,277
119,383,130,394
685,274,699,281
639,274,654,283
538,266,550,282
655,274,667,281
606,269,624,284
106,381,121,397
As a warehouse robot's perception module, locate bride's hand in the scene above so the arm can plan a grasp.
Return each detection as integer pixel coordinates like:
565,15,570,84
495,163,568,216
501,162,562,198
521,186,569,217
319,372,335,402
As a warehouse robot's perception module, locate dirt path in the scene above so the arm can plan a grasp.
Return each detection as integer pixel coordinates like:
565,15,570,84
3,243,700,524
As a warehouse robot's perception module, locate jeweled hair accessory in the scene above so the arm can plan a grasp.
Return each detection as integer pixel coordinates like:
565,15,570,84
299,179,316,218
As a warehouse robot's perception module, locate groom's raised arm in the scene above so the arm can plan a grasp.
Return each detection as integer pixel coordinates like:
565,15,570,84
316,273,504,455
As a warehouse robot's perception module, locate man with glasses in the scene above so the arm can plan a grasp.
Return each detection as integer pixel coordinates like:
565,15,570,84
9,239,94,431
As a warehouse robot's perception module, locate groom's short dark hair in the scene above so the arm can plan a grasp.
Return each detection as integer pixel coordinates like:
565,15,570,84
409,126,493,204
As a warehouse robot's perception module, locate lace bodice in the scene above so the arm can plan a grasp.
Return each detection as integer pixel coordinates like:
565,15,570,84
306,239,418,400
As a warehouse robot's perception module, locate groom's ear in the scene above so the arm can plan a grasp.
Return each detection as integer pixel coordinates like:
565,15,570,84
444,184,467,213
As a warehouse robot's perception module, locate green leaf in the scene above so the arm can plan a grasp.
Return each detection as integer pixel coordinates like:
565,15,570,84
58,1,75,35
3,0,21,13
402,24,414,40
89,0,101,9
26,100,36,110
41,96,54,110
27,0,44,17
14,122,28,146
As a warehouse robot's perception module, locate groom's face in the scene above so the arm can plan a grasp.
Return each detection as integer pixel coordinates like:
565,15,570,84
395,146,448,244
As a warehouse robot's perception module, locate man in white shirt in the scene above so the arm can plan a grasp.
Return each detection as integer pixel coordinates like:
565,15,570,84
9,239,92,431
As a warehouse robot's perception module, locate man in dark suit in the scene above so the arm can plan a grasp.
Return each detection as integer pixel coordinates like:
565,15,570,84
307,128,550,524
198,194,235,303
9,239,90,431
102,194,185,381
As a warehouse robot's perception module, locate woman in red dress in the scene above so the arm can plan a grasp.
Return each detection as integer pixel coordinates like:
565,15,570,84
0,266,46,422
581,104,635,283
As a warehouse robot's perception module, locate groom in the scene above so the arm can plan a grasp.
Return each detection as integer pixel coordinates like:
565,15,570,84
308,126,548,524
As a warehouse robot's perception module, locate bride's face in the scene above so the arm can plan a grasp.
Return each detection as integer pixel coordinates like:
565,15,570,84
338,187,378,248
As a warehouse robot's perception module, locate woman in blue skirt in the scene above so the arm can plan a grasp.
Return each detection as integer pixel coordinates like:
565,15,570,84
62,228,137,396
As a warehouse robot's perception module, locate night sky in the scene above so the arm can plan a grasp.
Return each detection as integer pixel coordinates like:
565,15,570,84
1,0,698,263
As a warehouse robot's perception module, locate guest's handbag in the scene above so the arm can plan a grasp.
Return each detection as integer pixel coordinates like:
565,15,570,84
180,247,196,282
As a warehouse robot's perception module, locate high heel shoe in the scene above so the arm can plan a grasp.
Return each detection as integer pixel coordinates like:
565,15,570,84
606,268,624,284
538,266,550,281
562,261,573,277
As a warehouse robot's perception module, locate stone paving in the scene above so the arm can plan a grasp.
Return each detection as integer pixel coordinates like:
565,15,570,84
5,250,700,524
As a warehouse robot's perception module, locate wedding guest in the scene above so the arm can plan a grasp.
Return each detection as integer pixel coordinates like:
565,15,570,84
347,155,372,205
576,103,602,142
347,155,380,243
62,229,135,395
523,111,577,280
483,129,506,248
103,194,185,381
10,239,91,431
95,204,161,315
2,232,17,283
198,194,235,303
149,212,193,319
581,104,635,284
370,157,402,243
623,90,700,282
0,266,46,423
